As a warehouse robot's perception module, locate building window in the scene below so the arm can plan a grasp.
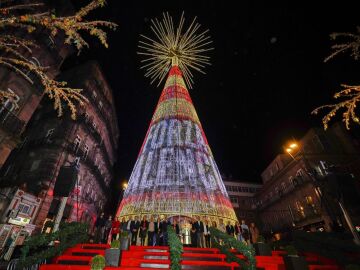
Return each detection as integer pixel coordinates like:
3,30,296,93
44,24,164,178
74,135,81,153
46,128,54,139
30,160,41,171
18,203,31,215
74,157,80,165
230,196,238,204
305,196,313,205
83,144,89,160
295,201,305,218
99,101,103,110
0,88,20,113
92,91,97,99
45,35,56,49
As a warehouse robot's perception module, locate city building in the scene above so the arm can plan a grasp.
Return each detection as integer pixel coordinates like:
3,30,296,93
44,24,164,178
254,123,360,234
0,61,119,234
223,178,262,223
0,3,74,169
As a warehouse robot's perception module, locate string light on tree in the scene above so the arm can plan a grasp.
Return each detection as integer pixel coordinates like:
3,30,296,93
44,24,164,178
117,12,237,224
138,12,213,89
0,0,117,119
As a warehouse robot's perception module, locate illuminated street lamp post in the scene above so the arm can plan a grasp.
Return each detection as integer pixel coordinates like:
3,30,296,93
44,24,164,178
284,140,360,245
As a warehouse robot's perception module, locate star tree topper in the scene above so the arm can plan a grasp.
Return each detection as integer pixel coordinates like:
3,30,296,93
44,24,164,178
138,12,213,89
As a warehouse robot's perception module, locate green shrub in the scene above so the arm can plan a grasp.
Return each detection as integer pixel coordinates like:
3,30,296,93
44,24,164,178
345,264,360,270
120,231,129,238
257,235,265,243
91,255,105,270
284,245,298,256
111,239,120,249
18,222,89,269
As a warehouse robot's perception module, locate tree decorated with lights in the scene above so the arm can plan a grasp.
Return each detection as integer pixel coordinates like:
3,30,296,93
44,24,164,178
0,0,117,119
116,13,237,223
312,26,360,130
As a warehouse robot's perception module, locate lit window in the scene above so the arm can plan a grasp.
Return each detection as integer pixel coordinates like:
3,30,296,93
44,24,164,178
18,203,31,215
305,196,313,205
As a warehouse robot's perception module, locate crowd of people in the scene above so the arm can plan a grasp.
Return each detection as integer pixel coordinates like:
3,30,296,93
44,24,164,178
93,213,260,247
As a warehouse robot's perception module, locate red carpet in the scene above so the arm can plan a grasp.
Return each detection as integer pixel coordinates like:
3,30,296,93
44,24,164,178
39,244,340,270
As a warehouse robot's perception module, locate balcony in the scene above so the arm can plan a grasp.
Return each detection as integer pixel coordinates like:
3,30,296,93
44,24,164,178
0,107,25,135
255,175,313,210
18,137,109,193
77,115,113,173
67,142,109,193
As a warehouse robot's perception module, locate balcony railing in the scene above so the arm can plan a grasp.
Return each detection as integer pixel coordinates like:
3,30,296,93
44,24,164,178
254,175,312,210
0,107,25,135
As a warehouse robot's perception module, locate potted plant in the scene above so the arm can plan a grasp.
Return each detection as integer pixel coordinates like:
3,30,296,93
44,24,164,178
253,235,272,256
91,255,105,270
120,231,130,250
283,245,309,270
105,240,121,267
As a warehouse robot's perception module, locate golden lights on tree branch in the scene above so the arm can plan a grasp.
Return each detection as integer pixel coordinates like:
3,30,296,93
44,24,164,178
0,0,117,119
313,26,360,129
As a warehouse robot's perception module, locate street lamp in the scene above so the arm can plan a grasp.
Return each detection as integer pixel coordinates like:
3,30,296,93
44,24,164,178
122,182,128,191
285,142,298,161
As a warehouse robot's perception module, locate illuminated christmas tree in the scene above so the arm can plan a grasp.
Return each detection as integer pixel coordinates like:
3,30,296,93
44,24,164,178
116,13,237,223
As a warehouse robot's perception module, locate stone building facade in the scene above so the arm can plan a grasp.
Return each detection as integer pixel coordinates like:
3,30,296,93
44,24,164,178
0,61,119,232
0,3,73,169
223,179,262,224
254,123,360,234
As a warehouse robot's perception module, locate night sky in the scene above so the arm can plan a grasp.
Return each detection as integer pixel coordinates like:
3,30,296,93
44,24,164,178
67,1,359,195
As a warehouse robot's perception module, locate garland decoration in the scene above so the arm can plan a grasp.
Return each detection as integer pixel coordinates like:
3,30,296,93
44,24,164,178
167,225,183,270
17,222,89,269
209,227,256,270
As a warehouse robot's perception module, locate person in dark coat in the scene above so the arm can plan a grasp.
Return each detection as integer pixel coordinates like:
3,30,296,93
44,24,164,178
94,212,105,243
160,216,171,246
226,221,235,237
130,216,140,245
194,217,205,247
190,220,197,247
103,215,112,243
204,220,211,248
154,217,161,246
172,220,180,235
139,216,149,246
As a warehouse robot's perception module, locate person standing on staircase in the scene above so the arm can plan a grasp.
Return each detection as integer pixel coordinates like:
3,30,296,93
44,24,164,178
148,216,156,246
139,216,149,246
226,221,235,237
204,220,211,248
103,215,113,243
130,216,140,245
194,216,205,248
94,212,106,244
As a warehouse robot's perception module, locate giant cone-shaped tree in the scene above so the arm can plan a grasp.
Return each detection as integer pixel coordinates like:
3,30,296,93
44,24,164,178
116,64,237,223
